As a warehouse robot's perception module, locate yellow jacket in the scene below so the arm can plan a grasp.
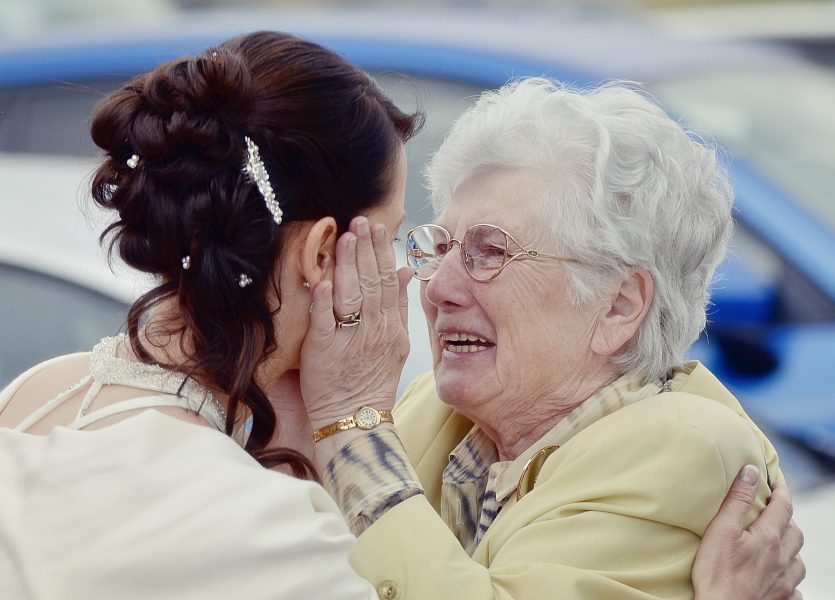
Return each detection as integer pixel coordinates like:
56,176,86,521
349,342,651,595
352,363,781,600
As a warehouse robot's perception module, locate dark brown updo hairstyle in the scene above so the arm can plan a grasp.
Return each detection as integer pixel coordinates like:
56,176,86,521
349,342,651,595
89,31,422,477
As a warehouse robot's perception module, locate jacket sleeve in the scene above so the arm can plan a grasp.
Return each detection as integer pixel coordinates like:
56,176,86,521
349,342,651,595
351,392,775,600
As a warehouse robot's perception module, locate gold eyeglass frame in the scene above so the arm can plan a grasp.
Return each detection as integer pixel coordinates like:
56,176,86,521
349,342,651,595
406,223,583,282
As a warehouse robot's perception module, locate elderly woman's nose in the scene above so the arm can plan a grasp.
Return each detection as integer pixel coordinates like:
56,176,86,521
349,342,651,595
424,247,472,308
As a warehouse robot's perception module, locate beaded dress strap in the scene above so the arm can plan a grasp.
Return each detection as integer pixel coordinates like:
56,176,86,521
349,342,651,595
66,395,223,431
83,335,227,432
11,336,228,434
13,372,93,432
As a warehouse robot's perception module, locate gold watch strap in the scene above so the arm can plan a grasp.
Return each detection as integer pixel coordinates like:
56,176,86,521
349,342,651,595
312,407,394,443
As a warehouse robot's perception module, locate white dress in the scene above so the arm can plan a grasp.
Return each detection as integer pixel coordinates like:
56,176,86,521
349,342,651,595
0,336,377,600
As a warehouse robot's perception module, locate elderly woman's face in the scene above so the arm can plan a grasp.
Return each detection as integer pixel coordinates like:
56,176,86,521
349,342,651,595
420,167,606,416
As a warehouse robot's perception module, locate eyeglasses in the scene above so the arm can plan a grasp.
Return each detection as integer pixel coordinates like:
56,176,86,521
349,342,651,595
405,223,583,282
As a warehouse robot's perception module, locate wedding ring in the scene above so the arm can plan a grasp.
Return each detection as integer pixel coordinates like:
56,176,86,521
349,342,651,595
334,310,362,330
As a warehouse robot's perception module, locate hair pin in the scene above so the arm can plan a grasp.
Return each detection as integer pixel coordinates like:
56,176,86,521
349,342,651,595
181,255,191,270
243,136,283,226
238,273,253,288
126,154,140,169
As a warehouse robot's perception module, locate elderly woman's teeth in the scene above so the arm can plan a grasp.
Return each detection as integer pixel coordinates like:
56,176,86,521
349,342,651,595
449,345,487,353
440,333,491,352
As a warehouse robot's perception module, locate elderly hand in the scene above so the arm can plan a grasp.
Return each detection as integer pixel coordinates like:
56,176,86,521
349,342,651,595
692,465,805,600
299,217,412,428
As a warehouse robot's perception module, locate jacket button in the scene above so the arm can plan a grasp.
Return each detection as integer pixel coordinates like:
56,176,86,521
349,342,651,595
376,580,399,600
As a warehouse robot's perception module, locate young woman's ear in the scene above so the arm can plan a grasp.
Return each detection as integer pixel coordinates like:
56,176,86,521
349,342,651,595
591,268,654,357
299,217,338,287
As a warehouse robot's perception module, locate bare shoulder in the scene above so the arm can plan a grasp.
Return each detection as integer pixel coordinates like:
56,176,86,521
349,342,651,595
0,353,92,427
0,352,215,433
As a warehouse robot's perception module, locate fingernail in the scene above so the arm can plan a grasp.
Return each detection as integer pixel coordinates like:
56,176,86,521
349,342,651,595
356,219,369,235
372,224,386,241
348,235,357,252
738,464,759,486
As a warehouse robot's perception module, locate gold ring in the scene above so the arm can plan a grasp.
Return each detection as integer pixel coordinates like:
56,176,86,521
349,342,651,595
334,311,362,329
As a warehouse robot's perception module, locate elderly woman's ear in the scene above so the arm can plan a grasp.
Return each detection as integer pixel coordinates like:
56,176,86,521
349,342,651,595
590,268,654,357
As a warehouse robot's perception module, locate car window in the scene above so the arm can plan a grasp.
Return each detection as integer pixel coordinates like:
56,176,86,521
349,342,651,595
0,264,128,387
652,64,835,233
724,224,835,324
0,78,130,156
652,67,835,324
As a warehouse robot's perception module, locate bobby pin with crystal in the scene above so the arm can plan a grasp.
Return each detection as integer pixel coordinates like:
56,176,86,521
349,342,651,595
181,255,191,270
126,154,140,169
243,136,283,226
238,273,253,288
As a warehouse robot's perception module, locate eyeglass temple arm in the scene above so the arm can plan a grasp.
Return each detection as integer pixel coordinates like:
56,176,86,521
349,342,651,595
501,227,582,265
527,250,583,262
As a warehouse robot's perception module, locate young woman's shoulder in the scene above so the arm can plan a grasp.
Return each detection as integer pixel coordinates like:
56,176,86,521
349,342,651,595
0,346,216,432
0,352,91,427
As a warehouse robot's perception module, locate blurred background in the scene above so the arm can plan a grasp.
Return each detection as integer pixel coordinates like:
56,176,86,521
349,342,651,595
1,0,833,595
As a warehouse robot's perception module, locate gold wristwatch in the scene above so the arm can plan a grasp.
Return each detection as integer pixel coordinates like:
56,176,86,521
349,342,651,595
312,406,394,443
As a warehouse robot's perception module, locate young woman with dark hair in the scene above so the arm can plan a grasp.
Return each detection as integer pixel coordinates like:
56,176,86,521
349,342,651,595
85,31,420,478
0,31,417,599
0,31,802,600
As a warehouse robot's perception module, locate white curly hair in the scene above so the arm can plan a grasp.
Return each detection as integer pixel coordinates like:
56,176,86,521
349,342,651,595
426,78,734,381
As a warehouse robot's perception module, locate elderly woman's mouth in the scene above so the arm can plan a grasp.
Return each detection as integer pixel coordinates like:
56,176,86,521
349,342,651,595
439,332,495,353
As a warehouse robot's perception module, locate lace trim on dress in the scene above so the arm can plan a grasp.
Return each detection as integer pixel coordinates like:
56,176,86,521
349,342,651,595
6,335,245,443
88,334,228,433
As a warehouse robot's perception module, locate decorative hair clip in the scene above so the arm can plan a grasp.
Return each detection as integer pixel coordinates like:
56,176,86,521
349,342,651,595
238,273,253,288
126,154,140,169
181,255,191,270
242,136,283,226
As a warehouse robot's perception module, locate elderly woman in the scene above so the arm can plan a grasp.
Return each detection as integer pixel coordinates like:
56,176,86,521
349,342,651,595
300,78,801,599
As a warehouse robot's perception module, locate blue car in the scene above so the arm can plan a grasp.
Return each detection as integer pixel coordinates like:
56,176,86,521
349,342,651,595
2,5,834,482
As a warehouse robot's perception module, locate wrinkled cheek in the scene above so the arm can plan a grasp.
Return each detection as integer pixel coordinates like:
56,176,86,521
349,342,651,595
427,331,442,366
419,281,432,313
495,333,535,388
418,285,440,363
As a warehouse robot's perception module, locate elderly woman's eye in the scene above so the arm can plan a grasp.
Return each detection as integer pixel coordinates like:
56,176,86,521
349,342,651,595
472,244,505,261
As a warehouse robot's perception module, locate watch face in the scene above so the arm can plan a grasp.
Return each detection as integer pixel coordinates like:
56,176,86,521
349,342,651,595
355,406,380,429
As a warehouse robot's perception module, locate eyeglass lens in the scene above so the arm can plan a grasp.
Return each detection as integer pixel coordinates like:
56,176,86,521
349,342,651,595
407,225,509,281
